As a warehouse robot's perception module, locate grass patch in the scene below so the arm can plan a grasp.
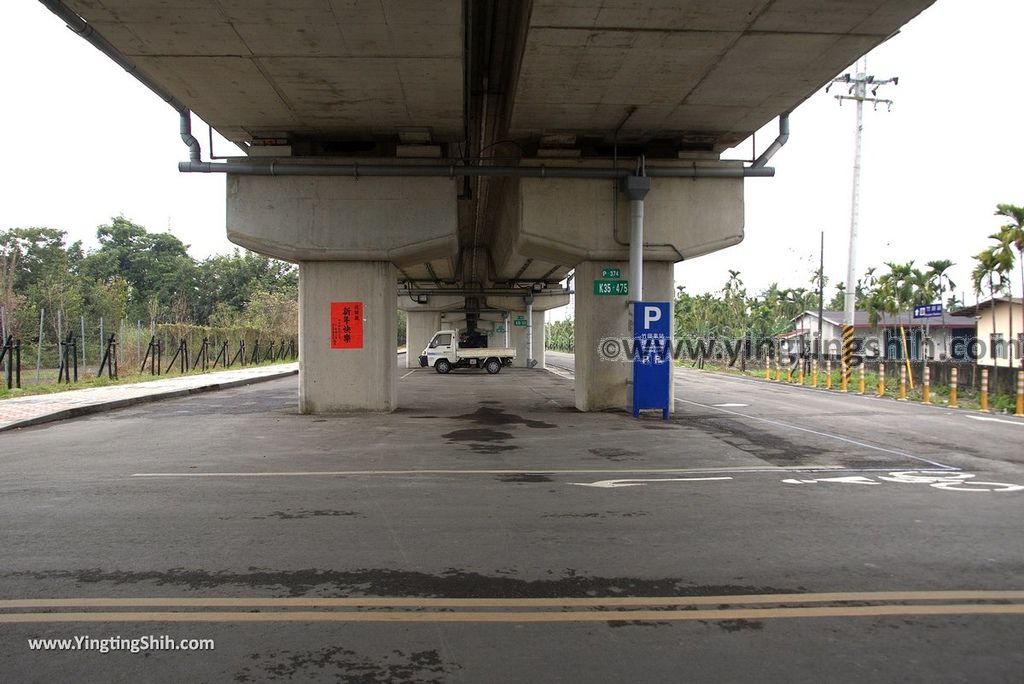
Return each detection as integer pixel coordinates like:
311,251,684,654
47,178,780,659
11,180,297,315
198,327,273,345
0,358,294,401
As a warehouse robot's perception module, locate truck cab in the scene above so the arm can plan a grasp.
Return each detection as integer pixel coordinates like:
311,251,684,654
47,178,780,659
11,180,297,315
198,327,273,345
419,329,516,374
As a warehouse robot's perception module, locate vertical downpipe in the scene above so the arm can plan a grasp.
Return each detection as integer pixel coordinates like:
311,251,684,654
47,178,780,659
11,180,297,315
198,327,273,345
525,297,535,368
621,172,651,303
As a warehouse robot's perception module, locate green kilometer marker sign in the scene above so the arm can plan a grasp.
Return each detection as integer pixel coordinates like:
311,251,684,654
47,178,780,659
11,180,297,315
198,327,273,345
513,317,528,327
593,279,629,296
601,268,621,279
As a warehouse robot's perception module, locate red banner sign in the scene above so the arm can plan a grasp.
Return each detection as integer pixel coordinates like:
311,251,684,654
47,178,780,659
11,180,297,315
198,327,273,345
330,301,363,349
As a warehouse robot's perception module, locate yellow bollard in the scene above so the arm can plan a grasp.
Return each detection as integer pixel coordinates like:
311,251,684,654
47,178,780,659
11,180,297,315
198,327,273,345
878,362,886,397
811,358,818,388
949,367,958,409
922,364,931,405
858,362,865,395
797,361,804,385
898,363,907,400
786,362,793,383
825,360,833,390
980,368,989,412
765,354,772,381
1016,370,1024,417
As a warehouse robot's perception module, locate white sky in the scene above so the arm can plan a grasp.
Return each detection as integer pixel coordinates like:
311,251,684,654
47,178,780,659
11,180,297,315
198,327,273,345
2,0,1022,310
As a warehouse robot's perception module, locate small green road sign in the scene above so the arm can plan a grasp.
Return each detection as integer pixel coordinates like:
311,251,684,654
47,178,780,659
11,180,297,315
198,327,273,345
593,279,629,296
601,268,621,279
495,325,506,333
513,317,528,327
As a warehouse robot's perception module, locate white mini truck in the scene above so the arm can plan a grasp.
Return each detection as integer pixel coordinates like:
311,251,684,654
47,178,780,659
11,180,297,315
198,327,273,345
419,329,516,374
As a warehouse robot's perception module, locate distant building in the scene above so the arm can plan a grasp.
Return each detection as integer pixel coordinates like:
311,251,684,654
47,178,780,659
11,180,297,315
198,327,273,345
786,309,977,360
952,297,1024,368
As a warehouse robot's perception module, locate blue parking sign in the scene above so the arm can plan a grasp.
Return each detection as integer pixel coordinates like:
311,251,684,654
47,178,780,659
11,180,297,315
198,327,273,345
633,302,671,419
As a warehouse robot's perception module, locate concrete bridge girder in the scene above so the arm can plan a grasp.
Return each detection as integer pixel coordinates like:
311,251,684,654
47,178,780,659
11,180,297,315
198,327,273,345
227,175,459,266
488,167,744,279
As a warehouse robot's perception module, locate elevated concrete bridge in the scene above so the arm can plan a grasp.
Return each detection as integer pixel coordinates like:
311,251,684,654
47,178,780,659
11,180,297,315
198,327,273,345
42,0,935,412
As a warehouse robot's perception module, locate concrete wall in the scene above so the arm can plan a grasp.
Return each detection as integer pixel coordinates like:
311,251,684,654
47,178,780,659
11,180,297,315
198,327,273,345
227,175,459,266
298,261,397,412
574,260,674,412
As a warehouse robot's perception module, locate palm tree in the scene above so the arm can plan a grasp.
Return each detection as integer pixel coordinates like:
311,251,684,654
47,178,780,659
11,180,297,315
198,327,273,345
926,259,955,357
989,227,1017,368
994,204,1024,362
973,249,1005,383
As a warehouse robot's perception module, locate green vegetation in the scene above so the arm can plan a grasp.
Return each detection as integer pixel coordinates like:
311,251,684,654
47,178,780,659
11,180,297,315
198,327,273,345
0,216,299,386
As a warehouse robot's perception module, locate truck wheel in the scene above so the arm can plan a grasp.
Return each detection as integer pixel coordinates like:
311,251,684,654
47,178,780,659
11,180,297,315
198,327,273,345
484,358,502,374
435,359,452,374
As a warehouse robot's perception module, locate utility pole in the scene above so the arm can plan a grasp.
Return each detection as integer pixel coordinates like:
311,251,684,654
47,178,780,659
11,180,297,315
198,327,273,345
829,59,897,388
817,231,824,366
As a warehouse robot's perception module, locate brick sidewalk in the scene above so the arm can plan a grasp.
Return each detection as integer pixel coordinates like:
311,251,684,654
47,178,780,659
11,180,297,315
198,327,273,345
0,363,297,431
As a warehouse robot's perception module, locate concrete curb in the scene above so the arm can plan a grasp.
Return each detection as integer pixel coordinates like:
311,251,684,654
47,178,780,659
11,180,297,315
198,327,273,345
0,369,298,433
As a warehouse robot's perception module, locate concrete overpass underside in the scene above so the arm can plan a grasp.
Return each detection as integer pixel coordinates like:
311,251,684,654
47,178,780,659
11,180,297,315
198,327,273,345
46,0,935,412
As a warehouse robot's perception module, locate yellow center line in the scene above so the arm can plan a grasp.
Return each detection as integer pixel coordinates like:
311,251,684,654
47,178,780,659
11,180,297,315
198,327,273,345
2,591,1023,610
1,604,1023,624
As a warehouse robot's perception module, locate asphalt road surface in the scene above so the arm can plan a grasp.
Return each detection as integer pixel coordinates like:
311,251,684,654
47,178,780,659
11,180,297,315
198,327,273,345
0,352,1021,683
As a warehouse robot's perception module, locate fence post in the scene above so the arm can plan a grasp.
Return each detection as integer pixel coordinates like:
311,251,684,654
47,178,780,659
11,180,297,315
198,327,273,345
1016,370,1023,417
980,368,989,412
949,367,958,409
922,364,931,405
3,336,11,390
878,362,886,397
14,339,20,389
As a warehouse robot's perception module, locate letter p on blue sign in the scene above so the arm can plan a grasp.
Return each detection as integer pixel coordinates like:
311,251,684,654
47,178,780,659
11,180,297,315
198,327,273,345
633,301,671,420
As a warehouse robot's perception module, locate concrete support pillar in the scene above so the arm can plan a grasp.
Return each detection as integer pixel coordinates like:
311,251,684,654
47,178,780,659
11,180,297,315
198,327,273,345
509,310,546,368
574,260,674,412
298,261,397,413
405,311,441,368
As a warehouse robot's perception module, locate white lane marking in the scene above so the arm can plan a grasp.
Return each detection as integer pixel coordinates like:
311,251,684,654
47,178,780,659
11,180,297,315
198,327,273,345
713,403,749,407
931,481,1024,492
965,415,1024,426
782,476,879,485
131,466,861,479
782,471,1023,493
675,397,955,470
400,369,417,379
569,476,733,489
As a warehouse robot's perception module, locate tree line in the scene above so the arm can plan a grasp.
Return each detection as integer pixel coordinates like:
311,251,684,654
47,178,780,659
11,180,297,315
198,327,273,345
0,215,298,347
545,203,1024,355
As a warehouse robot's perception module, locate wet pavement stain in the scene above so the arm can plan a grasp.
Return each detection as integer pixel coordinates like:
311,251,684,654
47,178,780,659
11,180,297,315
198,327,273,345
711,618,765,633
450,406,556,429
441,427,520,454
10,568,804,599
542,511,650,519
233,646,455,683
442,428,512,442
498,473,553,483
589,447,641,462
257,510,364,520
